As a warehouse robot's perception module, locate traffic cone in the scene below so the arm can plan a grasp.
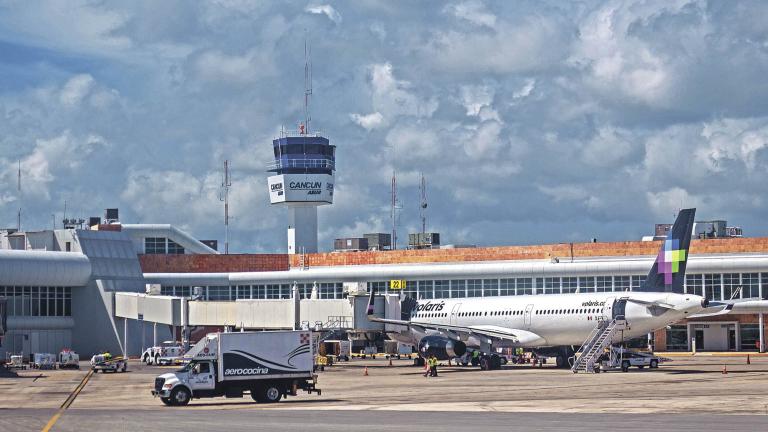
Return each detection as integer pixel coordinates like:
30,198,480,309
389,358,393,366
722,364,728,374
364,366,369,376
747,354,751,365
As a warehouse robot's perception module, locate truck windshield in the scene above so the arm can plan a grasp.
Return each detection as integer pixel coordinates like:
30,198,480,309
176,361,195,373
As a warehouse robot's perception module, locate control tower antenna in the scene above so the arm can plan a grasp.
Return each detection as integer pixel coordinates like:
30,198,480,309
17,160,22,231
419,172,427,235
219,160,232,254
391,171,402,250
303,33,312,134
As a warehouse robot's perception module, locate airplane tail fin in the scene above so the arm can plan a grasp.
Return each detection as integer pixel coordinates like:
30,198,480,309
636,208,696,294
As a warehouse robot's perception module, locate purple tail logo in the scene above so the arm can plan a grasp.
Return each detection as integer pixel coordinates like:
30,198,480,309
657,238,686,285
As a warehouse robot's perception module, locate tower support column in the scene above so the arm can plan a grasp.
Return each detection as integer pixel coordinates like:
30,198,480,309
288,204,318,254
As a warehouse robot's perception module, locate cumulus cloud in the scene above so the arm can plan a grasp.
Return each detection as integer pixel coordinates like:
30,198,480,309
350,112,384,130
581,126,636,167
445,0,497,28
351,62,438,130
304,4,342,24
2,1,768,250
0,132,108,200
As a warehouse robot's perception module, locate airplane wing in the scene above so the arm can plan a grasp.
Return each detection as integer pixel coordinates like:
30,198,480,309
366,291,545,345
624,298,675,309
369,315,546,345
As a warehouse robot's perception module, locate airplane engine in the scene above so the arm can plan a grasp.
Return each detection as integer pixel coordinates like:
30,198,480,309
418,336,467,360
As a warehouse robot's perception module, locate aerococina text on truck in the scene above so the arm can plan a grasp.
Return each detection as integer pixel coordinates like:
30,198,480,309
151,330,321,406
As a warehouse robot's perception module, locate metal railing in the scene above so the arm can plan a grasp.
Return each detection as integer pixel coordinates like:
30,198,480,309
267,158,335,171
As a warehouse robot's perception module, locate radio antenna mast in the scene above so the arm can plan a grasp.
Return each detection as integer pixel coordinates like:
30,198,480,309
391,171,402,250
303,33,313,135
17,160,21,231
219,160,232,254
419,172,428,235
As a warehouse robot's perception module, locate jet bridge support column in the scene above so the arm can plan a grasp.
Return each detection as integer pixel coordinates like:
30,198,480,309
760,313,765,353
123,318,128,358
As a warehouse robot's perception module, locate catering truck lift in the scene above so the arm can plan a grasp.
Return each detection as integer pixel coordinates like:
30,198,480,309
151,330,321,406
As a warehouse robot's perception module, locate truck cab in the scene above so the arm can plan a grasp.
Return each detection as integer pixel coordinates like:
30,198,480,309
154,360,217,405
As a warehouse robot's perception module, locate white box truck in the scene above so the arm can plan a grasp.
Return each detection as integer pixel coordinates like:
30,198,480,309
151,330,321,406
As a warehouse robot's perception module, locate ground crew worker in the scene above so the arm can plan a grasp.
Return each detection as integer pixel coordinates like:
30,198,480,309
104,351,112,361
471,350,479,366
429,355,438,377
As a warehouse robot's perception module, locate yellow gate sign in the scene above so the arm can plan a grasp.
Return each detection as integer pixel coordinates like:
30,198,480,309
389,280,406,290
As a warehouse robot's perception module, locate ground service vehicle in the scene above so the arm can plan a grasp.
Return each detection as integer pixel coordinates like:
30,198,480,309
598,347,665,372
151,330,321,406
142,341,185,365
57,349,80,369
90,353,127,373
320,340,351,361
32,353,57,369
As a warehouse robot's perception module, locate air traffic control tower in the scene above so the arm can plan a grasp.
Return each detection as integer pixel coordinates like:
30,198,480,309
267,126,335,254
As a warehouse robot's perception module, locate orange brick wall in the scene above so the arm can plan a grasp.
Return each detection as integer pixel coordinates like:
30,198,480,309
139,254,289,273
289,238,768,268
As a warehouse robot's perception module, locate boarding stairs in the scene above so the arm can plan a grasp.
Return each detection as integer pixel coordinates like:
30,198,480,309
571,318,626,373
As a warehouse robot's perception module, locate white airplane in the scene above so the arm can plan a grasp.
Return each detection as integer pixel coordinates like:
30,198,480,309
367,208,754,369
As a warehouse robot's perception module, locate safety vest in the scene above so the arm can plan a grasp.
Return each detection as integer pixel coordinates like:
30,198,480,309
472,351,479,358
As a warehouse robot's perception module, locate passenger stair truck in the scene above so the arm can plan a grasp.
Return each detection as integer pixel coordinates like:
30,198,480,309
152,330,321,406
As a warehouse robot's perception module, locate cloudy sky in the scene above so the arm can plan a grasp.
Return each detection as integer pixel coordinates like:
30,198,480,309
1,0,768,252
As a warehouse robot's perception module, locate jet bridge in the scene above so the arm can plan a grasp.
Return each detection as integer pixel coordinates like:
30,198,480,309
113,292,402,355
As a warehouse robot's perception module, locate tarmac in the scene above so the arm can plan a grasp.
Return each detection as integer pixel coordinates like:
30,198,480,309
1,354,767,431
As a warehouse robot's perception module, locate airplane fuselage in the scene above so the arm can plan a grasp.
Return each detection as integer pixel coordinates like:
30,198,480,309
389,291,705,349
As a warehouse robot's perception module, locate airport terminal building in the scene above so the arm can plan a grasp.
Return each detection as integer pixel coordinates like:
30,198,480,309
2,222,768,358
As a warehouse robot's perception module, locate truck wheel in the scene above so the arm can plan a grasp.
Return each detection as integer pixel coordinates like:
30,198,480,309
621,361,630,372
258,384,283,403
171,387,191,406
479,357,490,371
143,355,150,364
121,363,127,372
154,355,160,365
160,397,174,406
650,359,659,369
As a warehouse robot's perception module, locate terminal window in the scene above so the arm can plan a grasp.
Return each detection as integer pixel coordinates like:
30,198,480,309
145,237,166,254
685,274,704,296
742,273,759,298
0,286,71,317
167,240,185,255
